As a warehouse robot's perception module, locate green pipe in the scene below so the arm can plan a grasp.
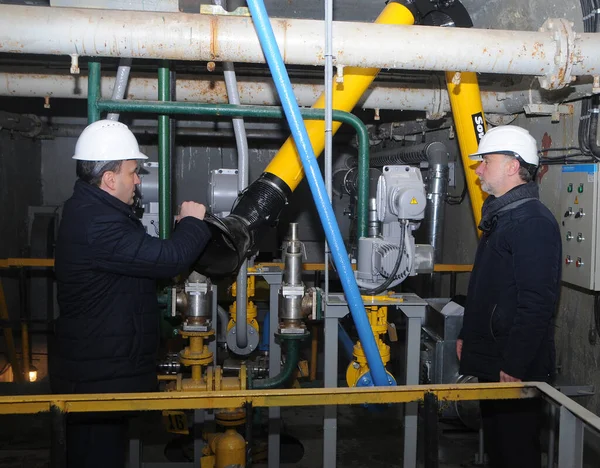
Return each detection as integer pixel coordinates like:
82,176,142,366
157,64,171,240
87,60,101,124
96,100,370,241
250,338,300,389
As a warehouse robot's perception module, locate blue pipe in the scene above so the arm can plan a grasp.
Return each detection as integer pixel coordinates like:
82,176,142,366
246,0,389,387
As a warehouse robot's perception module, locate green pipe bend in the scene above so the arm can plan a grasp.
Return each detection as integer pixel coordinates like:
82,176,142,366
96,100,370,241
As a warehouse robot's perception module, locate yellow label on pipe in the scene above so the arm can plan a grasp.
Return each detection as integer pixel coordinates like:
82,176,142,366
265,2,415,191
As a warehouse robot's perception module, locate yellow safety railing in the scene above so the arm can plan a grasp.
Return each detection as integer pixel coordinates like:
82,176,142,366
0,382,538,414
0,382,598,468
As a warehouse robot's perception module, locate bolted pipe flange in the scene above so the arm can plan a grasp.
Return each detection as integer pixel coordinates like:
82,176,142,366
425,74,445,121
538,18,576,90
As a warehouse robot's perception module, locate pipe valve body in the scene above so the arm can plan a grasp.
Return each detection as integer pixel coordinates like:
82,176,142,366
346,305,396,387
278,223,309,335
175,273,213,332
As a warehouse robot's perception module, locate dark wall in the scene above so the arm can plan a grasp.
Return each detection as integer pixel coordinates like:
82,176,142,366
0,131,42,323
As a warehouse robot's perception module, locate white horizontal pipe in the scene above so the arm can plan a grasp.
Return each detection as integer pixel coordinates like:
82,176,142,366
0,72,590,115
1,5,600,78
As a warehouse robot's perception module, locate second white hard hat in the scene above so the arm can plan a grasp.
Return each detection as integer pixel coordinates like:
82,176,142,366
469,125,539,167
72,120,148,161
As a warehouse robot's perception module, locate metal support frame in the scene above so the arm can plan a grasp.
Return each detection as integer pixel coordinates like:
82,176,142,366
324,292,427,468
558,406,584,468
423,392,439,468
50,404,66,468
249,265,282,468
323,300,343,468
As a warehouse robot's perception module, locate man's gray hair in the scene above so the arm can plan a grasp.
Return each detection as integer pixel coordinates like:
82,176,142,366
76,160,124,186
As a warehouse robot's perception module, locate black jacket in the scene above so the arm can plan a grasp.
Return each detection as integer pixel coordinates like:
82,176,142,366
459,197,561,382
51,180,211,391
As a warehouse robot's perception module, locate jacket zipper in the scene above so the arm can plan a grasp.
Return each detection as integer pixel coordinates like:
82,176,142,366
489,304,498,342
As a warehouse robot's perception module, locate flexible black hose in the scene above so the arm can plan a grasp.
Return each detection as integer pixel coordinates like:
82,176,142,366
588,96,600,160
578,0,600,159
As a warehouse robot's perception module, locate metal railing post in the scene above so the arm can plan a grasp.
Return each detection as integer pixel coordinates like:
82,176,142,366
558,406,584,468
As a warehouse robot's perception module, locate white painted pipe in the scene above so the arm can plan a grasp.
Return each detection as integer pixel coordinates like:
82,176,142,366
0,72,590,115
1,5,599,84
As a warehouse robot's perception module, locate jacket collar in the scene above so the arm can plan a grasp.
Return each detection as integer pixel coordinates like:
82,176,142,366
73,179,137,219
478,181,539,234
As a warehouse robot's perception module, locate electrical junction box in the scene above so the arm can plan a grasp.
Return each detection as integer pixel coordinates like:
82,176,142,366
560,164,600,290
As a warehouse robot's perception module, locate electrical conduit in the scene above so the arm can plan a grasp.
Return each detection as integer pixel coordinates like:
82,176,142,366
245,0,393,387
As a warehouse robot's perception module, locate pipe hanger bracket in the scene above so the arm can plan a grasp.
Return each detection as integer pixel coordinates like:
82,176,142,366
538,18,577,90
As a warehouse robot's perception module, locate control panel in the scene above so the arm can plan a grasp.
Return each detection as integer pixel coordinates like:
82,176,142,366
560,164,599,290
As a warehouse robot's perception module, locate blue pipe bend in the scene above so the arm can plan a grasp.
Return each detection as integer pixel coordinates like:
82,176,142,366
246,0,389,387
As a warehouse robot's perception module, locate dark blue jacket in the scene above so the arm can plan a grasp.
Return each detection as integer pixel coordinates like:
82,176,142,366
51,180,211,391
459,198,561,382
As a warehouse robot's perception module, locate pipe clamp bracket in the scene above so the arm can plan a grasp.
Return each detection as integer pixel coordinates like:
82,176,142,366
538,18,576,90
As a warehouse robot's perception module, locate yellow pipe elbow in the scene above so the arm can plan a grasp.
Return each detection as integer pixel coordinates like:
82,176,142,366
265,2,416,191
445,71,487,233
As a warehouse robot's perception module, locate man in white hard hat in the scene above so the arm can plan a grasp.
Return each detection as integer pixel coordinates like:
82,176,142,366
50,120,212,468
456,125,561,468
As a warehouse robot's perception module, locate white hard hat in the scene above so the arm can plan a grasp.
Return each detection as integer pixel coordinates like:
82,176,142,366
469,125,539,167
72,120,147,161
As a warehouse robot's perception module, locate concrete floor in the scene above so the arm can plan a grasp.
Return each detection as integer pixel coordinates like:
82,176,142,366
0,403,483,468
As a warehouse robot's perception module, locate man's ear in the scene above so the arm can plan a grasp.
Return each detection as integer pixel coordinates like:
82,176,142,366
507,158,521,176
101,171,117,191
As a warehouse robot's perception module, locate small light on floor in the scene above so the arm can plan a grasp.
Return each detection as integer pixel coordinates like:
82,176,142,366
28,367,37,382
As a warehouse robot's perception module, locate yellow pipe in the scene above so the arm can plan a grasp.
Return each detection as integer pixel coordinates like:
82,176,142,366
257,262,474,272
0,258,54,268
158,375,178,381
191,365,202,383
264,2,415,190
0,280,23,382
214,429,245,468
189,336,204,384
433,264,473,272
190,336,203,353
445,71,487,232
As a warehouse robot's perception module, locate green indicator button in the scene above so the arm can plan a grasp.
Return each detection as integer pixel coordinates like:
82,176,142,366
567,183,573,193
578,184,584,193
